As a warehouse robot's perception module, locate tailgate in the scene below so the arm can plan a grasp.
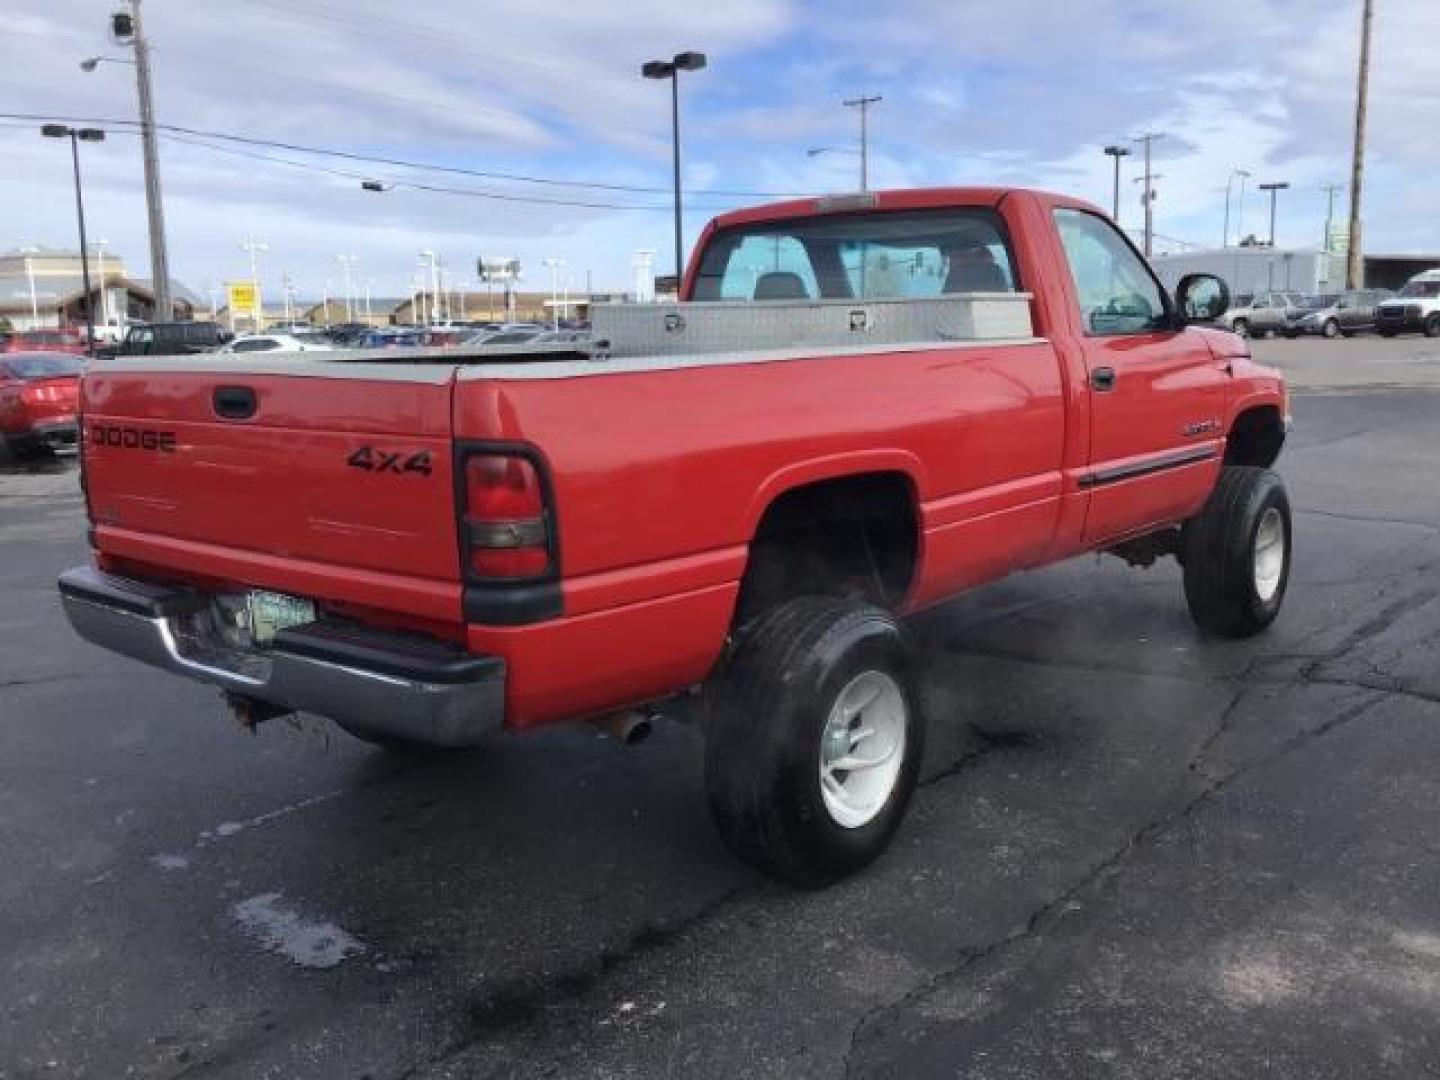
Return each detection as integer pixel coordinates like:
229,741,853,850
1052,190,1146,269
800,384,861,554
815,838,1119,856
82,357,463,621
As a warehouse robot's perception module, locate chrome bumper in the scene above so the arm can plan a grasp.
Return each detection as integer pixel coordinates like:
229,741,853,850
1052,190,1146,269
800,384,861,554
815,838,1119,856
57,566,504,747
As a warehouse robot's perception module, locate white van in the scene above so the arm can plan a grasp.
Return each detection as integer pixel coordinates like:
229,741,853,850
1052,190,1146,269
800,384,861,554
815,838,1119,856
1376,268,1440,337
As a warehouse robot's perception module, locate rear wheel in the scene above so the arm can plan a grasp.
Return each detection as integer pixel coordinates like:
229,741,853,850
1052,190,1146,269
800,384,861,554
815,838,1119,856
1322,318,1341,339
1425,315,1440,338
1231,318,1250,339
1182,467,1291,638
704,596,924,888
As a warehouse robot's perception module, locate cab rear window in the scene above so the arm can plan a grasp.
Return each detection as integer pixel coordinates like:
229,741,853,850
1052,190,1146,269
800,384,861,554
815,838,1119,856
691,208,1018,302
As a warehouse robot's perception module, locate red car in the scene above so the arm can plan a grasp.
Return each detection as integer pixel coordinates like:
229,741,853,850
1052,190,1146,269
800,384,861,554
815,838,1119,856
0,351,83,455
1,328,87,356
61,187,1289,886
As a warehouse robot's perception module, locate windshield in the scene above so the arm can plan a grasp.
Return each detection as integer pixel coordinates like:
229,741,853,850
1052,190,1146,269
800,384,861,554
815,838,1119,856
5,353,83,378
1399,280,1440,299
691,208,1019,302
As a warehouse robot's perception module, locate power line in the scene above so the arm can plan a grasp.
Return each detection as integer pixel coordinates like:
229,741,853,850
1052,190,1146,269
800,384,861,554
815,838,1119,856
0,111,806,199
157,130,698,210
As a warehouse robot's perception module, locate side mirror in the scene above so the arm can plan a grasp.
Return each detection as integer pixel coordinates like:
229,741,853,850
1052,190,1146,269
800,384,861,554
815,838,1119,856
1176,273,1230,326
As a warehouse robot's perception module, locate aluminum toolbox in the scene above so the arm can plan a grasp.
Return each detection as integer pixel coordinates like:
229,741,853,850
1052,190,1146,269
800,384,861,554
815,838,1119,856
591,293,1034,358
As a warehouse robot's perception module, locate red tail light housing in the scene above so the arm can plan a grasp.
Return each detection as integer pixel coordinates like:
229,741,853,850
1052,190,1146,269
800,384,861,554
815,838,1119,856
460,449,556,580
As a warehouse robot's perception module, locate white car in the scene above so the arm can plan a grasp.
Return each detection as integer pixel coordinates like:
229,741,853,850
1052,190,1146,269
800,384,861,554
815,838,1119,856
221,332,336,354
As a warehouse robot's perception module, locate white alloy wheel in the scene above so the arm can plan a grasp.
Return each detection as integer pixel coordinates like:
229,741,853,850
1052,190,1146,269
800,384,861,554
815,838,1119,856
818,670,908,829
1253,507,1286,602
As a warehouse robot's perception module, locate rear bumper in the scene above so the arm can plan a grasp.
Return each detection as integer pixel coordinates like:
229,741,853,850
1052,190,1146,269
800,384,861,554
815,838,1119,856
1377,311,1425,332
58,566,505,746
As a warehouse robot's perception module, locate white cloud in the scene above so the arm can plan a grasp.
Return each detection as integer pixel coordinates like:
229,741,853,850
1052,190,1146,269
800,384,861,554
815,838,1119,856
1,0,1436,296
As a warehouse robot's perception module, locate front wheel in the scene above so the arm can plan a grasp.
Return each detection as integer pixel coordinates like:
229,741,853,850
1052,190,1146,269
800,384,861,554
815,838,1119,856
1322,318,1341,339
1182,467,1292,638
704,597,925,888
1425,315,1440,339
1231,318,1250,339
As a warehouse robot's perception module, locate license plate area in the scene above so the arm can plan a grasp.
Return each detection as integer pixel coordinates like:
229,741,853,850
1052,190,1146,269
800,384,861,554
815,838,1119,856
245,590,316,646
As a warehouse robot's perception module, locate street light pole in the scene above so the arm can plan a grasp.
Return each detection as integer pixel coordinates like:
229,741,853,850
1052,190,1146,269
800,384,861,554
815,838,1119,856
642,51,707,286
1320,183,1345,253
42,125,106,356
1223,169,1250,248
336,254,357,323
542,258,565,330
1103,145,1130,223
843,94,882,192
239,237,268,330
1258,182,1290,247
94,238,110,330
1347,0,1373,289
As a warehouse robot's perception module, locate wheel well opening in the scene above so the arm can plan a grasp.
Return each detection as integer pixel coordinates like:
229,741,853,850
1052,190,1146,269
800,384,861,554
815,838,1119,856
736,472,919,626
1225,405,1285,468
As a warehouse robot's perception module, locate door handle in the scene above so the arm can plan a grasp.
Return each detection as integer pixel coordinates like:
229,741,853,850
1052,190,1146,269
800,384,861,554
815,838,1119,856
213,385,257,420
1090,366,1116,392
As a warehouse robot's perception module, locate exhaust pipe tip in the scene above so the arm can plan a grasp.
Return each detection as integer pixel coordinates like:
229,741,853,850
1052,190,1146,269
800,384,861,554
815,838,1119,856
590,710,653,746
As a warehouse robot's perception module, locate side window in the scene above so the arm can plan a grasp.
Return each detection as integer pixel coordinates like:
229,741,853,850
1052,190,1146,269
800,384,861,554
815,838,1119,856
1052,208,1168,335
129,328,155,354
233,338,279,353
716,235,818,300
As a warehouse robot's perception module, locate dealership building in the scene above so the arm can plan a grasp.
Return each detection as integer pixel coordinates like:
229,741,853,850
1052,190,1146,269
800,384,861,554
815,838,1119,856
1152,245,1440,297
0,247,197,331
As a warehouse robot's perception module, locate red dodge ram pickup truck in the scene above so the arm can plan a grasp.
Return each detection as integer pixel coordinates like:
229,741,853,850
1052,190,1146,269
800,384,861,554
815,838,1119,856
60,188,1290,886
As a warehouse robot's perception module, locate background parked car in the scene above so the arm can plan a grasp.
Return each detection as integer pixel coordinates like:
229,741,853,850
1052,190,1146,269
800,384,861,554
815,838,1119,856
103,321,231,357
1284,289,1394,338
357,328,426,348
1,328,87,355
0,351,83,456
463,328,544,347
220,332,336,353
1223,290,1306,338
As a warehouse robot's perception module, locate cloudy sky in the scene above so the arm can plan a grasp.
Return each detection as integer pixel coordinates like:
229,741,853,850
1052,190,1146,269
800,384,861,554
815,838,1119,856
1,0,1436,301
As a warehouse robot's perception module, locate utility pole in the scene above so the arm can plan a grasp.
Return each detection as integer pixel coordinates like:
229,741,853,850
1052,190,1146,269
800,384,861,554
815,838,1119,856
1320,183,1345,253
1103,145,1130,223
117,1,172,322
1346,0,1373,289
843,95,882,192
1134,133,1165,257
239,237,267,330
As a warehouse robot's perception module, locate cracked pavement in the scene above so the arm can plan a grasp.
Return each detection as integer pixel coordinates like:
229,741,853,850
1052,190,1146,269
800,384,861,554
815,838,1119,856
3,360,1440,1077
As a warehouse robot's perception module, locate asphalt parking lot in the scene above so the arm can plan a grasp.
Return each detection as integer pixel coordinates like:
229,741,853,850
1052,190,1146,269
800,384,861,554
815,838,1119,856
2,336,1439,1079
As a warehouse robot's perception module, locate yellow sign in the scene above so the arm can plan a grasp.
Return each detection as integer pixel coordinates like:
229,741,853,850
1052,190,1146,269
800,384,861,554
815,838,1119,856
227,282,258,316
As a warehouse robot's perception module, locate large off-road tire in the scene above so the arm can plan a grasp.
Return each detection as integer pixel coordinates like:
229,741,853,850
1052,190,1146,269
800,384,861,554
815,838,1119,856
704,596,925,888
1182,466,1291,638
